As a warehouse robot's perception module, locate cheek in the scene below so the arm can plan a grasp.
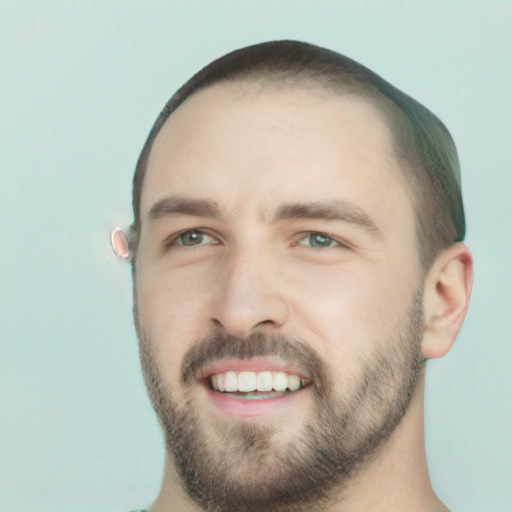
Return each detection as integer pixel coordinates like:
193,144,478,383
286,258,415,360
135,261,214,358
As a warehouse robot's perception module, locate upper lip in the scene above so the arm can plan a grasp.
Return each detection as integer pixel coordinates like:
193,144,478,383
196,357,312,381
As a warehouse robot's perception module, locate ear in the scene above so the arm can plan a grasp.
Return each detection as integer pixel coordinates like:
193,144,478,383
110,227,132,261
421,243,474,359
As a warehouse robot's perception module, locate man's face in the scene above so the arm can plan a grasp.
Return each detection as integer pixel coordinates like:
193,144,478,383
134,84,425,511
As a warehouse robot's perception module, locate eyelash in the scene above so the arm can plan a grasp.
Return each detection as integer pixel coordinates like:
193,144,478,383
163,229,214,250
164,229,348,250
294,232,342,249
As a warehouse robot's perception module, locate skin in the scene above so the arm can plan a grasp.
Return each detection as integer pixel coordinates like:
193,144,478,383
133,83,473,512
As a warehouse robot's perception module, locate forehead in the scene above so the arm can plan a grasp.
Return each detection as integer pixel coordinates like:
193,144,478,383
141,83,414,235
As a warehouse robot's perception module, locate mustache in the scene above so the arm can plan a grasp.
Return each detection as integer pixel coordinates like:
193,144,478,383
181,331,327,387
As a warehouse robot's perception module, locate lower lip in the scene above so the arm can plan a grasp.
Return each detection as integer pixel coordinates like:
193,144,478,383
204,384,307,418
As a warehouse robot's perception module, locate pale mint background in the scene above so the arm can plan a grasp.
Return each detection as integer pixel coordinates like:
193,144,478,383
1,1,511,511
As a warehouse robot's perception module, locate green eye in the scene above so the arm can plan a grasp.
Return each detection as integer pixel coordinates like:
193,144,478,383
299,232,339,248
178,230,212,247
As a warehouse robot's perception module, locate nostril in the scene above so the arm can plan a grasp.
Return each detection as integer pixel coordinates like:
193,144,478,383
211,318,224,329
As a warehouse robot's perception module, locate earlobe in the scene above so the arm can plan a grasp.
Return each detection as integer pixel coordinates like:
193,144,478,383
421,243,474,359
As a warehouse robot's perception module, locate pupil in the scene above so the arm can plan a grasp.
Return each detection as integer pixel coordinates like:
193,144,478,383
312,233,331,247
183,230,202,245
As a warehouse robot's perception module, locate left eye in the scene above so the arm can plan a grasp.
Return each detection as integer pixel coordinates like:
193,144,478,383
298,232,339,249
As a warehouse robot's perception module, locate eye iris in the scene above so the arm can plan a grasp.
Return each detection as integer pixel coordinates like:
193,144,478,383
310,233,333,248
180,230,203,246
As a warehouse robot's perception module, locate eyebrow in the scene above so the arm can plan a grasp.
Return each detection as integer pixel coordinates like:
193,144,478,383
274,201,383,239
148,196,223,220
147,195,383,240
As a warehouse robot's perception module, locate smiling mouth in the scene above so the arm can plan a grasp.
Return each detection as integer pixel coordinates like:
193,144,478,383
207,370,310,399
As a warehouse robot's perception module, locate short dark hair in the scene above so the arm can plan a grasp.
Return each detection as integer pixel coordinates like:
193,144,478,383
130,40,465,274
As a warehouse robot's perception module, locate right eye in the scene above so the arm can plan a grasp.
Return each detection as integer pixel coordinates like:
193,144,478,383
170,229,218,248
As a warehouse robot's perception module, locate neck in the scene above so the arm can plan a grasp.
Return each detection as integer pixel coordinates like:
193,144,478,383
149,376,447,512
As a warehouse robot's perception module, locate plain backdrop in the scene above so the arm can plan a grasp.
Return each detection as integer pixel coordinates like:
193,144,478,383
1,1,511,511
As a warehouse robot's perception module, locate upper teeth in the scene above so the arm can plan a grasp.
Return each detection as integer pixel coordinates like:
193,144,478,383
210,371,306,393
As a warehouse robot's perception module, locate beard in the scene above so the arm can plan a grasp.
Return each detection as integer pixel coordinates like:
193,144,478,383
135,291,425,512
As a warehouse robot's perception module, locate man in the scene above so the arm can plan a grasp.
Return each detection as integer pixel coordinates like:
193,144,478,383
114,40,473,512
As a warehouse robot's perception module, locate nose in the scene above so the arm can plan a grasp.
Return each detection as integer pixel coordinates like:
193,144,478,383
210,248,290,340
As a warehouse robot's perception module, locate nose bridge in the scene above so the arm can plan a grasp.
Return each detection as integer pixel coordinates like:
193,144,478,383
210,237,289,339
